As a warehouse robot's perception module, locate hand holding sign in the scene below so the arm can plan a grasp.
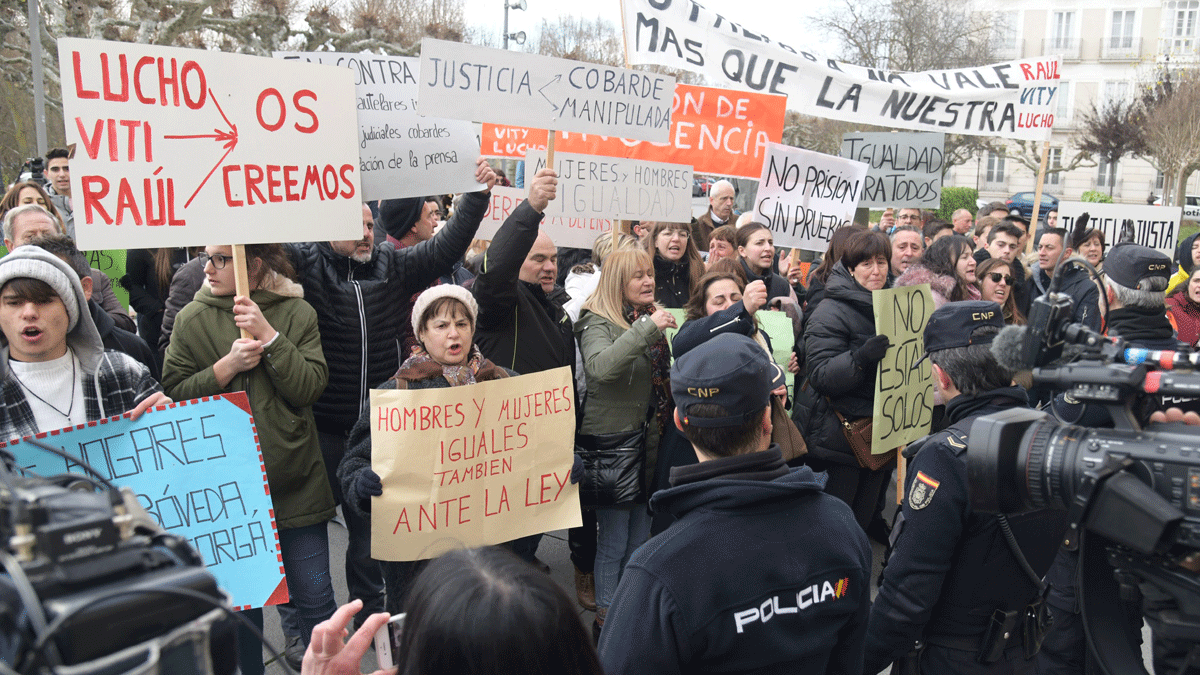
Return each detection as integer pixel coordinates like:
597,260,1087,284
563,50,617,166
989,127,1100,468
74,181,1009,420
233,296,277,343
476,158,498,191
529,168,559,214
743,280,768,314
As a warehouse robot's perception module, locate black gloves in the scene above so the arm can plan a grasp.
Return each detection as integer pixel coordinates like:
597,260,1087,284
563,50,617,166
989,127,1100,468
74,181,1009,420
355,468,383,508
571,455,584,485
854,335,891,367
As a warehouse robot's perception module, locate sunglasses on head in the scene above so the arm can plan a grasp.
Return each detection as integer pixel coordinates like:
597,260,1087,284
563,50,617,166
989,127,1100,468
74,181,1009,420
986,272,1013,285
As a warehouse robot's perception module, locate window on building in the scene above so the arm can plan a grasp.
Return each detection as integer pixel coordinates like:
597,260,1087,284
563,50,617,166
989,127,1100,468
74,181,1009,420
986,153,1006,183
1052,11,1076,49
1111,10,1136,49
1056,81,1071,120
1103,81,1131,107
1157,170,1166,191
996,11,1020,50
1169,0,1199,50
1098,160,1117,188
1047,148,1062,186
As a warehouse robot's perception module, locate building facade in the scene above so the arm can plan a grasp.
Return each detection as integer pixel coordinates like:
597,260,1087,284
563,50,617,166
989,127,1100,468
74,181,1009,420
951,1,1199,208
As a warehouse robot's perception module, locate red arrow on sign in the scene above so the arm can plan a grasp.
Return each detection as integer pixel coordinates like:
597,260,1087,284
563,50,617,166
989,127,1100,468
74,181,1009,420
164,89,239,208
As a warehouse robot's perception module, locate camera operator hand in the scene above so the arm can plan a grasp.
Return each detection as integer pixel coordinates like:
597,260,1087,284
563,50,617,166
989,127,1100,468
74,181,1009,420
302,599,393,675
1149,407,1200,425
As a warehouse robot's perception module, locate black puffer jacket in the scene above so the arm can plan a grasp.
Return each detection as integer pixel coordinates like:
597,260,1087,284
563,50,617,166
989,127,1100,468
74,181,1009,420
289,191,489,434
794,262,879,465
653,254,692,308
740,257,793,303
473,200,575,378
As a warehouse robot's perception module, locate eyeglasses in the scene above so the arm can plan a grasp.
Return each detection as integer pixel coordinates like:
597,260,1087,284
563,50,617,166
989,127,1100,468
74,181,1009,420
986,272,1014,285
201,253,232,269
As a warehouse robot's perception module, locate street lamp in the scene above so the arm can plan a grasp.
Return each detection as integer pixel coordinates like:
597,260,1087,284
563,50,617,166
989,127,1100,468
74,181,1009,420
503,0,527,50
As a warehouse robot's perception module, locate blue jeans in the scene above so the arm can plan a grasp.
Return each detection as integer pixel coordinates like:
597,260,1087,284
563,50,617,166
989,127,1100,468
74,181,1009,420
237,522,336,675
594,505,652,612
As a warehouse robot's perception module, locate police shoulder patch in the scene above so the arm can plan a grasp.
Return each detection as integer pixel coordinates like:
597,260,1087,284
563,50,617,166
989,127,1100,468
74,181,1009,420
908,471,940,510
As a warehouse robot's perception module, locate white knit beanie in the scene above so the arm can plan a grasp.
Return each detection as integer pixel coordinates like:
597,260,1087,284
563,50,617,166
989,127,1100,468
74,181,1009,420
0,246,82,331
410,284,479,339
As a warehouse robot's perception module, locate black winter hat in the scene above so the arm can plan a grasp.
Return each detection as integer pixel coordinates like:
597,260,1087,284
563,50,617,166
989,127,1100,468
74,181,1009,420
377,196,426,240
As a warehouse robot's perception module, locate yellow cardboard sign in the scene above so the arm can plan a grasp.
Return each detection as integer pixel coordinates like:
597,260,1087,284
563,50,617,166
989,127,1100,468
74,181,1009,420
871,285,935,452
369,367,581,561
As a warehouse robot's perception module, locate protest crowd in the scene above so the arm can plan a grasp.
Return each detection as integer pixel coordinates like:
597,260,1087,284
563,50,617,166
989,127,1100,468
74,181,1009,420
7,136,1195,675
3,12,1197,675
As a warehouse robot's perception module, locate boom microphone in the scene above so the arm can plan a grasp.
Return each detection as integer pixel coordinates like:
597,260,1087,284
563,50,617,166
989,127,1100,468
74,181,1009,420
991,324,1029,372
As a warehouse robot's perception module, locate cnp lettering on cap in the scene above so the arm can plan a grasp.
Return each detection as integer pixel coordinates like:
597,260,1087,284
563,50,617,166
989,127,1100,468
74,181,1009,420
971,310,996,321
687,387,721,397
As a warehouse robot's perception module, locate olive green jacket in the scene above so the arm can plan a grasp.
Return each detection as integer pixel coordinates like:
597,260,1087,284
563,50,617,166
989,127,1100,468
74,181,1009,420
162,275,334,529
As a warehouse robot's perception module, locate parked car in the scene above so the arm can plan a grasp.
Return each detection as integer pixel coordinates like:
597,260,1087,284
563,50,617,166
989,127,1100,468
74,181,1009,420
1153,194,1200,220
1006,192,1059,221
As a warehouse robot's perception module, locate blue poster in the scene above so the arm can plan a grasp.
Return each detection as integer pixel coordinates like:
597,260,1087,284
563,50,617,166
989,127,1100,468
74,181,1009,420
0,392,286,611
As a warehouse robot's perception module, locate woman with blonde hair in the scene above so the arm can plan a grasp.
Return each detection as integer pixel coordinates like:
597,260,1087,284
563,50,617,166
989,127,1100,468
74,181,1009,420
574,248,676,638
643,220,704,307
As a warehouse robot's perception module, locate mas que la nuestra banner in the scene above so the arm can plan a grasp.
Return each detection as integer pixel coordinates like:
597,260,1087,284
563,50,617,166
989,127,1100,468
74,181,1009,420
623,0,1059,142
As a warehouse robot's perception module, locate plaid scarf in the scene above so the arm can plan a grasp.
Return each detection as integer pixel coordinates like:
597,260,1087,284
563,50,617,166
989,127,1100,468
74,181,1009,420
627,304,674,437
399,344,486,387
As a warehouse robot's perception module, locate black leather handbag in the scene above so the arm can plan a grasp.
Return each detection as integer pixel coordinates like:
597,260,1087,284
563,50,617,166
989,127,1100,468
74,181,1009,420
574,426,646,507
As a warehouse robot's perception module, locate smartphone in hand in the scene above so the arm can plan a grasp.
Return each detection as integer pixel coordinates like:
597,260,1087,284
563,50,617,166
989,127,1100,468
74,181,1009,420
374,613,406,669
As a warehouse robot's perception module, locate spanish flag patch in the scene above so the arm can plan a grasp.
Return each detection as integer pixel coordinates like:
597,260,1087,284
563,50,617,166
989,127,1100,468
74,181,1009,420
909,471,940,510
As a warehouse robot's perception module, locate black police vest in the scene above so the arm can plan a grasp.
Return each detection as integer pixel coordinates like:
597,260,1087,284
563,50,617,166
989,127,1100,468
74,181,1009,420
920,425,1069,637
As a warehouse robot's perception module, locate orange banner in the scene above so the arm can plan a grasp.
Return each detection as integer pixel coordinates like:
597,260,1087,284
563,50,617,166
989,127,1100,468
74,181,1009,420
481,84,786,180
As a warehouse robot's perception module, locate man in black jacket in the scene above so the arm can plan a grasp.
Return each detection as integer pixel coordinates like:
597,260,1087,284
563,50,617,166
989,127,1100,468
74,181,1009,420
598,333,871,675
285,159,496,647
1028,227,1100,330
472,167,574,568
864,302,1065,674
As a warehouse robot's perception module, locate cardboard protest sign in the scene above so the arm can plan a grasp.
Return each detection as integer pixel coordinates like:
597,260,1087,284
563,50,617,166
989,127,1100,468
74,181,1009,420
872,285,935,452
0,247,129,310
1,393,285,610
524,152,692,222
841,132,944,209
59,38,361,251
419,39,673,142
370,368,580,561
276,51,482,201
481,83,785,179
755,143,869,252
623,0,1058,141
758,311,796,401
1057,202,1181,258
480,186,612,248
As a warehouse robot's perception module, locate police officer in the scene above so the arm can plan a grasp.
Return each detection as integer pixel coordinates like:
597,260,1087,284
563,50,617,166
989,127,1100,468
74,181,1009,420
863,301,1066,674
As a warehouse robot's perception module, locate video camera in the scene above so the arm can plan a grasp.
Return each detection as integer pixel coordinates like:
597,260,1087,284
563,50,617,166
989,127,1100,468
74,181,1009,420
16,158,46,187
0,438,242,675
968,256,1200,674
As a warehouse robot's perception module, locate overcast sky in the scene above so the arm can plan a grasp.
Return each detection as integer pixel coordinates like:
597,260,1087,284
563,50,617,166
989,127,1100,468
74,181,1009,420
459,0,840,62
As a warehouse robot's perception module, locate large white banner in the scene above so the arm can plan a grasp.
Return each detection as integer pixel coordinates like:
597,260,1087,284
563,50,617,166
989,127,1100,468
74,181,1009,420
275,52,482,201
754,143,868,252
841,132,944,209
524,152,692,222
622,0,1059,141
1057,202,1181,258
60,38,361,250
419,39,674,142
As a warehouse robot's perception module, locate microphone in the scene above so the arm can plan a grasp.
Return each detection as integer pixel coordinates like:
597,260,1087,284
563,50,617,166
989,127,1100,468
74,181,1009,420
991,324,1029,372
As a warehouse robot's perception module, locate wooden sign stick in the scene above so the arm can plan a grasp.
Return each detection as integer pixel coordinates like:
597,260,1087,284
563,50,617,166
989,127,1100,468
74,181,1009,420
546,131,556,170
896,448,907,506
231,244,252,339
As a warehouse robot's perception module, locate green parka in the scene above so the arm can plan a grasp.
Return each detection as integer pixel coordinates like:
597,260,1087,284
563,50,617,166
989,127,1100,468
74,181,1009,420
574,309,663,493
162,274,335,529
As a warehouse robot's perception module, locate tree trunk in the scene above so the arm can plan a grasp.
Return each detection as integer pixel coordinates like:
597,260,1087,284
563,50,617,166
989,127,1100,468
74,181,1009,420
1177,170,1190,208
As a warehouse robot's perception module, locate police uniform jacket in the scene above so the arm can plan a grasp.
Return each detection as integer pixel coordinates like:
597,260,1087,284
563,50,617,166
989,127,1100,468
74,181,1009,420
597,447,871,675
863,387,1067,674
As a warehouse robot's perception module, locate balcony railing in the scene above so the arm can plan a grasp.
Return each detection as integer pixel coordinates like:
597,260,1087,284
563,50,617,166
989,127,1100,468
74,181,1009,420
1043,37,1082,61
1100,36,1142,60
